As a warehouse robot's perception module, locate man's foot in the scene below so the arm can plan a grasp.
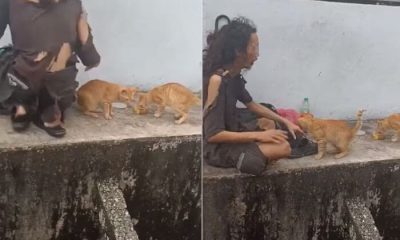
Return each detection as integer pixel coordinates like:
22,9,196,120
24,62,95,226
11,105,31,132
33,116,66,138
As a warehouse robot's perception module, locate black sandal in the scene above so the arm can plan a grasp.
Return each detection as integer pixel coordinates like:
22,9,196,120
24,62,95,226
11,106,31,132
274,121,318,159
33,117,66,138
288,136,318,159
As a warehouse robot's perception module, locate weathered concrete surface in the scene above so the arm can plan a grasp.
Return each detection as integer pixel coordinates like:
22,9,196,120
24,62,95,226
96,179,139,240
0,104,201,149
0,105,201,240
346,199,382,240
204,121,400,240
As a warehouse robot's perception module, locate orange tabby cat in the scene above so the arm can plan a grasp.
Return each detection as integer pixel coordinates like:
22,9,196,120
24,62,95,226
372,114,400,142
134,82,201,124
77,79,137,120
298,109,365,160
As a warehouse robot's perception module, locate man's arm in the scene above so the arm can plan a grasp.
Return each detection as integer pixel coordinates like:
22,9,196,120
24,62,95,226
208,129,288,144
76,7,100,71
246,101,286,123
208,130,259,143
0,0,9,40
205,76,261,143
245,101,303,138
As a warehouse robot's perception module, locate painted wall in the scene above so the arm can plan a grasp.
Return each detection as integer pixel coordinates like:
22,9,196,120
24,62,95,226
0,0,202,91
204,0,400,119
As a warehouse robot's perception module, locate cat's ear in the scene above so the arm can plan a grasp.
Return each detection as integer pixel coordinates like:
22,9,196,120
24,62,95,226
120,89,129,98
300,113,313,118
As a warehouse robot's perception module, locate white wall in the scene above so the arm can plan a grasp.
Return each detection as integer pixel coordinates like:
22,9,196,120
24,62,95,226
1,0,202,91
204,0,400,119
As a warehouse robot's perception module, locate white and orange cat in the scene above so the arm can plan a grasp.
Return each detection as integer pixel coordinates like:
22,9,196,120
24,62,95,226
298,110,365,160
77,79,137,120
134,82,201,124
372,114,400,142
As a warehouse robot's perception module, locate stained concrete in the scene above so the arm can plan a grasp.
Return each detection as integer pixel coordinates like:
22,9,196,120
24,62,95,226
96,179,139,240
203,121,400,240
346,199,382,240
0,105,201,240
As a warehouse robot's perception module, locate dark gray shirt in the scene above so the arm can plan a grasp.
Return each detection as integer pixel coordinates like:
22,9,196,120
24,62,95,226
0,0,100,87
203,70,254,162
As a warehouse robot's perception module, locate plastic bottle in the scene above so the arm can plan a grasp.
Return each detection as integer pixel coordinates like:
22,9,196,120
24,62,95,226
301,97,310,114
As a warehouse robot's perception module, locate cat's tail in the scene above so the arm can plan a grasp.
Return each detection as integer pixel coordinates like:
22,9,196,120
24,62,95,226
352,109,366,137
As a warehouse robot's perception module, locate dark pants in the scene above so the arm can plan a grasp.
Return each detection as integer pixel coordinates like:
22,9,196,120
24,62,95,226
5,66,78,122
204,141,267,176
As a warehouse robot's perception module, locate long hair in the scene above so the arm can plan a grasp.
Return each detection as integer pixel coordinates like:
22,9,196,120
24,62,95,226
203,17,257,81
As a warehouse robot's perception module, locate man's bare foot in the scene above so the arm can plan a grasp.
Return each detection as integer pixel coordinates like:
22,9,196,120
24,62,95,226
11,105,32,132
15,105,27,117
44,118,63,128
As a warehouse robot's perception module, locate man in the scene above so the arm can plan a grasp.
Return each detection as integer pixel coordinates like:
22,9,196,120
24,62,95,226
0,0,100,137
203,17,316,175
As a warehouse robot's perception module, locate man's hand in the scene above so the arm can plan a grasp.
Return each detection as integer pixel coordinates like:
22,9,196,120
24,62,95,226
284,119,303,139
255,129,288,144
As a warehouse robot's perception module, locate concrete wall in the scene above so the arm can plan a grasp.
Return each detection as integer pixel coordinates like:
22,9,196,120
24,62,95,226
0,0,202,91
204,0,400,119
0,136,201,240
203,160,400,239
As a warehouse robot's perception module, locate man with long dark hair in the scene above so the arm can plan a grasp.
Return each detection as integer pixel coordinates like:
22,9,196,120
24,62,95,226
0,0,100,137
203,17,311,175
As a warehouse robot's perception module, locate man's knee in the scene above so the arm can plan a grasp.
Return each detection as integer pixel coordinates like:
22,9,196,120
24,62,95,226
236,149,267,176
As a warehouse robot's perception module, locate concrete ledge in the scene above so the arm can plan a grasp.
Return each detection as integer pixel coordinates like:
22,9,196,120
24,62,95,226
0,106,201,240
0,104,201,150
203,121,400,239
